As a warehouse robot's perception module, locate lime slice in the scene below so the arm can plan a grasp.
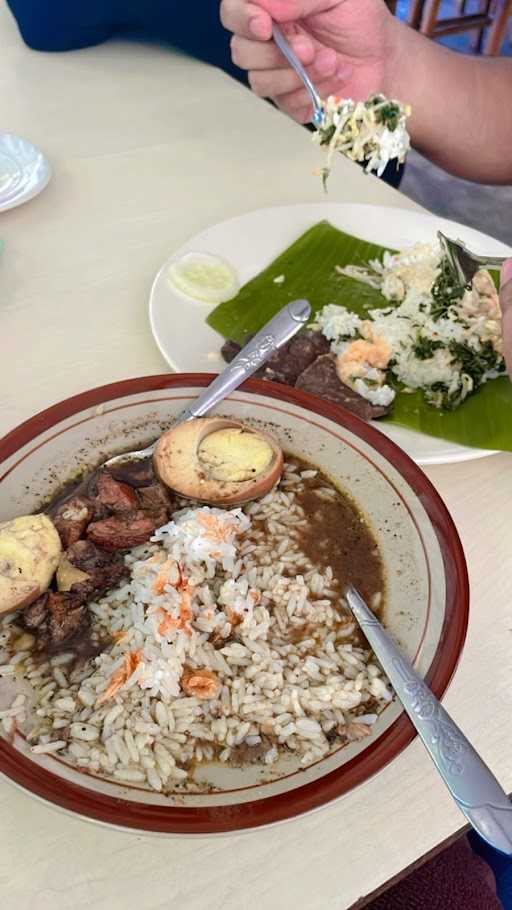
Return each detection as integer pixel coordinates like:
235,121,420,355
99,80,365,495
167,252,239,304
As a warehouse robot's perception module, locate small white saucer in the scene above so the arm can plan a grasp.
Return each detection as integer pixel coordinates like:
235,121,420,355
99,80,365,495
0,133,52,212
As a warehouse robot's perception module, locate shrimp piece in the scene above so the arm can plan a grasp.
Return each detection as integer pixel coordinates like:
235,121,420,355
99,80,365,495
461,270,502,350
336,328,391,386
197,512,233,544
226,608,243,628
156,568,195,638
151,558,180,595
180,666,221,700
473,269,498,302
157,611,180,637
97,650,142,704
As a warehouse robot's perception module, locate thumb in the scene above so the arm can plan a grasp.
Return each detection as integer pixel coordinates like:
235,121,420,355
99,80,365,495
255,0,328,21
499,259,512,379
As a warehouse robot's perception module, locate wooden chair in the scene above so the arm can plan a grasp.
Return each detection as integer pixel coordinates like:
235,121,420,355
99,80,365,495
408,0,512,54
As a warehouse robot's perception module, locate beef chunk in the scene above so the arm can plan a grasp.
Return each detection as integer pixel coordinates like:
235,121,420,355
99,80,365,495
95,472,139,512
137,483,173,526
52,495,94,547
66,539,118,573
90,500,110,521
22,542,127,652
262,331,330,384
221,340,242,363
104,458,156,488
22,596,49,630
86,510,158,551
46,593,89,648
221,330,330,385
221,336,266,377
65,540,128,598
21,591,89,652
295,355,390,420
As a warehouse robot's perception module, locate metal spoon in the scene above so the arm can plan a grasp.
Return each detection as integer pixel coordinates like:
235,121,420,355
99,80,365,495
438,231,507,285
346,585,512,855
104,298,311,468
272,25,324,127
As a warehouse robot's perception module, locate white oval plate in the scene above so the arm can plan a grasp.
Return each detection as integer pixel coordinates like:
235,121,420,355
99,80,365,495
0,133,52,213
149,203,511,466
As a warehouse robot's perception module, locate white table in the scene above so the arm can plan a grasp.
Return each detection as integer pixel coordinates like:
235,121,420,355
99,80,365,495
1,6,511,909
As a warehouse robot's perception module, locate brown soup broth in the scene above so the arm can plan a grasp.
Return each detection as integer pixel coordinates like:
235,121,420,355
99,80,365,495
283,456,384,613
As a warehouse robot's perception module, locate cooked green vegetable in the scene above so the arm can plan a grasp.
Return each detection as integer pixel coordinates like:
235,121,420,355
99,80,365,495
413,336,445,360
372,96,402,132
449,340,504,384
430,258,468,321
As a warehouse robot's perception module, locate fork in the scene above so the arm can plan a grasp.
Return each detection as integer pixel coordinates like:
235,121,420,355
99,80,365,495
438,231,507,285
272,25,324,128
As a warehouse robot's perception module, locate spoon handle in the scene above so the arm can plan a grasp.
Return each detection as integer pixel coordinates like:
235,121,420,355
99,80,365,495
346,586,512,856
272,25,323,126
177,299,311,423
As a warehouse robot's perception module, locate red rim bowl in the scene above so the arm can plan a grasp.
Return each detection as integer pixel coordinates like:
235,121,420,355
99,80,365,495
0,375,469,834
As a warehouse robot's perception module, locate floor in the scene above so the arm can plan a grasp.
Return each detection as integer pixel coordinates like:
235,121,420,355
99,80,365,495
395,0,512,246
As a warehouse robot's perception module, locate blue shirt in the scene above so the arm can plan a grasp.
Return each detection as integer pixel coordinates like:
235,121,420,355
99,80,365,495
7,0,247,83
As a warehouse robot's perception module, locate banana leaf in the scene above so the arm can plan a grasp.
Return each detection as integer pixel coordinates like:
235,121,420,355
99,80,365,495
207,221,512,452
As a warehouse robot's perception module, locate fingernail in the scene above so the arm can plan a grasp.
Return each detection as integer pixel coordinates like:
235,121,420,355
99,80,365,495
501,258,512,286
249,16,269,38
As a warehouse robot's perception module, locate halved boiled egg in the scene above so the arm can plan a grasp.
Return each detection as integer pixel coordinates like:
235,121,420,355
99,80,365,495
154,418,283,506
0,514,62,615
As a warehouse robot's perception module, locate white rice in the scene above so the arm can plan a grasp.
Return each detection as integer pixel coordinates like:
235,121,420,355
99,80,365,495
0,466,392,793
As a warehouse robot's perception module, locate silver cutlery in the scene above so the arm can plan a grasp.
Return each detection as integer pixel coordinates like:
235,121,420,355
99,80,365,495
346,585,512,855
438,230,507,285
105,298,311,468
272,25,324,128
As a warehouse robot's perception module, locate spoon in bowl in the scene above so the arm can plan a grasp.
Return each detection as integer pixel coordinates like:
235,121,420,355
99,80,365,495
104,298,311,468
346,585,512,855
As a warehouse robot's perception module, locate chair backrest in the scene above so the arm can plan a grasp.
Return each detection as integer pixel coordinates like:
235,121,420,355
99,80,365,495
408,0,511,55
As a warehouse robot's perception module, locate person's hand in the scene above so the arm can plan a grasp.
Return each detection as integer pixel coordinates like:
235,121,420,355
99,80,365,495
500,260,512,378
220,0,400,123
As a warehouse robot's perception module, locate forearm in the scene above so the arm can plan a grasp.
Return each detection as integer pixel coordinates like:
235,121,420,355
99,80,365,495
384,19,512,183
